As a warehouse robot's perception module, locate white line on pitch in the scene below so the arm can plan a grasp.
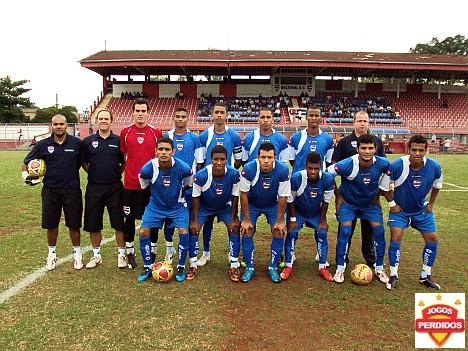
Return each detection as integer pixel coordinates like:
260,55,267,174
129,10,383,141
0,236,116,305
444,182,468,190
441,189,468,192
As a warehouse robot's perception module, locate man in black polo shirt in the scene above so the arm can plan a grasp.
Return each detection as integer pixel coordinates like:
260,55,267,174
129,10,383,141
22,114,83,271
81,110,127,269
332,110,386,268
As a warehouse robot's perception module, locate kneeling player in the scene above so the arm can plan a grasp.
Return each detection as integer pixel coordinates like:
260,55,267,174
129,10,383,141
137,137,193,282
381,135,443,290
283,152,334,281
190,145,241,281
327,134,390,284
240,142,291,283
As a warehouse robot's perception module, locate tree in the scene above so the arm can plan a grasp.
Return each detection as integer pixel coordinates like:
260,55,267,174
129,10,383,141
0,76,33,122
34,105,78,123
410,35,468,55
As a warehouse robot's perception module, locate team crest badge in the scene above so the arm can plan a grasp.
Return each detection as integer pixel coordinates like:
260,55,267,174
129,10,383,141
262,176,271,189
177,143,184,151
362,173,371,185
92,141,98,148
351,141,358,149
137,136,144,144
415,293,465,348
413,176,422,189
309,187,318,198
309,140,317,152
47,146,54,154
123,206,130,216
215,183,224,195
162,176,171,187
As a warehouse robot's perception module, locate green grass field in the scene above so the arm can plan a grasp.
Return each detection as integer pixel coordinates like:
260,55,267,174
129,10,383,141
0,151,467,350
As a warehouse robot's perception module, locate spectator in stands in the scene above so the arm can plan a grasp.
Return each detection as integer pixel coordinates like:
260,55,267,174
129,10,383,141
442,138,451,153
17,128,23,143
431,134,437,144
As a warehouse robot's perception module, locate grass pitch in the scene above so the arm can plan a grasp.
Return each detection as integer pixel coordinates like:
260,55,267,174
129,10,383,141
0,151,467,350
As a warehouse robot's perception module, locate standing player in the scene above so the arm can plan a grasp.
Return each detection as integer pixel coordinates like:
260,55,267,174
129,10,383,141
22,115,83,270
240,142,291,283
197,102,242,266
332,110,385,269
163,107,204,264
287,105,334,173
242,107,289,163
81,110,127,269
283,152,334,281
136,137,193,282
327,134,390,284
190,145,241,281
120,98,162,268
381,135,443,290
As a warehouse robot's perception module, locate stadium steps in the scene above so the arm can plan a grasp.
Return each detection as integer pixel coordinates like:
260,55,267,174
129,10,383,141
90,93,113,122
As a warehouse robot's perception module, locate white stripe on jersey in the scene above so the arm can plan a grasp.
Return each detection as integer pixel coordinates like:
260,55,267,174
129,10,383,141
278,180,292,198
393,156,410,188
346,154,360,181
201,165,214,192
250,160,262,187
296,170,308,197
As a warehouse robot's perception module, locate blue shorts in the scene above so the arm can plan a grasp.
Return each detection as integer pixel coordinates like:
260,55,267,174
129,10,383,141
388,210,436,233
241,203,279,226
336,202,383,224
197,205,232,225
290,213,320,232
141,203,189,229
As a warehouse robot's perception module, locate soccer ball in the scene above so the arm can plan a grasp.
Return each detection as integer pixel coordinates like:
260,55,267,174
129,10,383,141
28,159,46,177
350,264,373,286
152,261,174,282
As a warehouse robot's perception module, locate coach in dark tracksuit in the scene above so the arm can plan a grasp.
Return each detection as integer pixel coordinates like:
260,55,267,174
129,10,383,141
332,111,385,267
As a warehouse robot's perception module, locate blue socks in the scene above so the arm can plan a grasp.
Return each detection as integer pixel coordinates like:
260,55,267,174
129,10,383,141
316,228,328,265
177,233,189,268
284,229,298,265
388,241,401,268
202,218,214,252
336,225,352,267
423,241,438,267
269,237,284,269
372,225,386,268
139,235,152,268
189,234,199,259
228,232,240,259
241,235,255,269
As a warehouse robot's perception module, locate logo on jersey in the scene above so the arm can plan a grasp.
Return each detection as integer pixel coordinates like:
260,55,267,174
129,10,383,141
415,293,465,349
137,136,144,144
162,176,171,187
351,140,358,149
215,137,224,146
362,173,371,185
123,206,130,216
176,143,184,151
413,176,422,189
47,146,54,154
262,176,271,189
309,140,317,152
214,183,224,195
92,141,98,148
309,187,318,198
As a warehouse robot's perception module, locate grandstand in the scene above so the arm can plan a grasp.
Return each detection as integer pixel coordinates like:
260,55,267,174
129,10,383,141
0,49,451,152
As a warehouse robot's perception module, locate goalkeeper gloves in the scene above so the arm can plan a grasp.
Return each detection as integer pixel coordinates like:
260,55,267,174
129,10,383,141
22,171,41,186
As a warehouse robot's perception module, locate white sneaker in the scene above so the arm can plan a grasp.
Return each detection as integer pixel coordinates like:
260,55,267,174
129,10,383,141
164,247,176,264
86,255,102,269
73,253,83,270
46,254,57,271
315,252,330,267
334,268,345,283
117,255,127,269
197,253,211,267
375,270,389,284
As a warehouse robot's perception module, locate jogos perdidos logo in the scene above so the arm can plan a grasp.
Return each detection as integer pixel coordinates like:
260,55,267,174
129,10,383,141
415,293,465,348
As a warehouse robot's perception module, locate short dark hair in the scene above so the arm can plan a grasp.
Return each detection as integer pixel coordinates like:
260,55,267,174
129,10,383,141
95,109,113,122
212,102,228,112
408,135,427,149
357,134,376,147
259,106,272,114
306,152,321,165
174,107,187,114
307,105,321,113
132,98,149,111
157,137,174,149
210,145,227,158
258,142,275,155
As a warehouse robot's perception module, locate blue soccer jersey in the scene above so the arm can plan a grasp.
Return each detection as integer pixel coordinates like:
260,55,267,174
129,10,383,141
192,165,240,212
240,160,291,208
327,155,390,207
289,170,334,217
242,128,289,162
139,158,192,210
165,129,204,172
199,126,242,167
287,129,334,173
381,156,443,214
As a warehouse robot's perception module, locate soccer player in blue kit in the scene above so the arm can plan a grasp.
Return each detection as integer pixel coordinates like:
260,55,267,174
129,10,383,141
283,152,334,282
198,102,242,266
163,107,204,264
242,107,289,163
136,137,193,282
287,105,334,173
189,145,241,282
327,134,390,284
240,142,291,283
381,135,443,290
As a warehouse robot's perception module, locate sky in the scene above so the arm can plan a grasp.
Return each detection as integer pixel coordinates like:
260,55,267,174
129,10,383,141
0,0,466,112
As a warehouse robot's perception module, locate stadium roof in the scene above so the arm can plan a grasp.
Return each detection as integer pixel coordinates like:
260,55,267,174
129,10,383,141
81,50,468,79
